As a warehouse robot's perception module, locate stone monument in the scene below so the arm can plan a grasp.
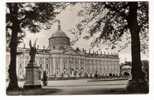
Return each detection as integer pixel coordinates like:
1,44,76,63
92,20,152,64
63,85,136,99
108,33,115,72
24,40,42,89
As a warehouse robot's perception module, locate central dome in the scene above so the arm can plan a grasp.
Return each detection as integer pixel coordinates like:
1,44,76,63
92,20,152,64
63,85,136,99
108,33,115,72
48,20,70,51
50,20,68,38
51,30,68,38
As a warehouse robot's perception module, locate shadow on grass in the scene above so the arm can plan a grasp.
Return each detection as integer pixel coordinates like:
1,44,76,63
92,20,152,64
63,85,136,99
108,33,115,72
6,88,149,95
6,88,61,95
59,89,148,95
59,88,129,95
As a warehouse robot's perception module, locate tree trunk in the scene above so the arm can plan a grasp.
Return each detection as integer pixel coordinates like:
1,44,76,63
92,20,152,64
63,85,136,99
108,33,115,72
7,30,19,91
7,3,20,91
127,2,148,93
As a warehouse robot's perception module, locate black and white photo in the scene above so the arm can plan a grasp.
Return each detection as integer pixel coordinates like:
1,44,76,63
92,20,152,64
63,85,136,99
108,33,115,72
5,1,149,95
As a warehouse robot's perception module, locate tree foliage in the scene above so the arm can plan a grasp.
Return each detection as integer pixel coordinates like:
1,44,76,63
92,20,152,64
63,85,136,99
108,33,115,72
71,2,148,53
6,3,70,46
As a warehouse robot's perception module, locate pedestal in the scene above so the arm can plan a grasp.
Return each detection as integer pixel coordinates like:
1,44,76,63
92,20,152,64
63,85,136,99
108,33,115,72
24,62,42,89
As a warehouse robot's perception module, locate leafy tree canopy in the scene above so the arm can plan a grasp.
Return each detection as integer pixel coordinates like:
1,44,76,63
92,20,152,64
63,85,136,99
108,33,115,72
6,3,70,47
71,2,148,54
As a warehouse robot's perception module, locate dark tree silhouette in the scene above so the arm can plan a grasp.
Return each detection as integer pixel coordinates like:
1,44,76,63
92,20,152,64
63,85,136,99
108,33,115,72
6,3,66,91
73,2,148,92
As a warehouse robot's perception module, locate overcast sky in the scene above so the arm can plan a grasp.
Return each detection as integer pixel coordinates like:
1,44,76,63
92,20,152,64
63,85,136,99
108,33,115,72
20,3,148,63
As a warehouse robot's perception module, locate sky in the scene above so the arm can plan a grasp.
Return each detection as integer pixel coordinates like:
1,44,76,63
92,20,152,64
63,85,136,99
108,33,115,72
21,3,148,63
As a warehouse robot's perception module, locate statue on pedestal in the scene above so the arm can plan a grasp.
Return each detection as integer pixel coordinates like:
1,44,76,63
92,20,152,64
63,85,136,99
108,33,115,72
24,40,42,89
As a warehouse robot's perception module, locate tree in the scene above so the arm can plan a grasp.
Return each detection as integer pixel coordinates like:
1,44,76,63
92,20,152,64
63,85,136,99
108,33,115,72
73,2,148,92
6,3,68,91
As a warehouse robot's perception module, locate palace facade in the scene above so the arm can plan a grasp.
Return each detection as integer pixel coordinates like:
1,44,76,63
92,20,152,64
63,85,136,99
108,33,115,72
6,22,120,80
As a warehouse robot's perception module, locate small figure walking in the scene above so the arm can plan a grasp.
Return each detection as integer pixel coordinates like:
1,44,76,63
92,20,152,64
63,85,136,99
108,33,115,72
42,71,48,86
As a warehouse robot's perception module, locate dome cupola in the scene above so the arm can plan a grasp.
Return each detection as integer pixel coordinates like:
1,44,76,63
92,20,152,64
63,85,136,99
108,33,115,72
48,20,70,50
51,20,68,38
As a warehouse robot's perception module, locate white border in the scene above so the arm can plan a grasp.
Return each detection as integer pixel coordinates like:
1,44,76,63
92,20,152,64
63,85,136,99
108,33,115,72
0,0,154,99
0,0,6,96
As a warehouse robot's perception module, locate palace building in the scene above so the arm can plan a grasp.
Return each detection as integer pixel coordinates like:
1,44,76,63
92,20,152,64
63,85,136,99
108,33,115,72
6,21,120,80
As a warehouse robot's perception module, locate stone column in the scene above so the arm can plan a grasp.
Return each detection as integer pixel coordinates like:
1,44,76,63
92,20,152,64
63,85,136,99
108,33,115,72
53,56,56,76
